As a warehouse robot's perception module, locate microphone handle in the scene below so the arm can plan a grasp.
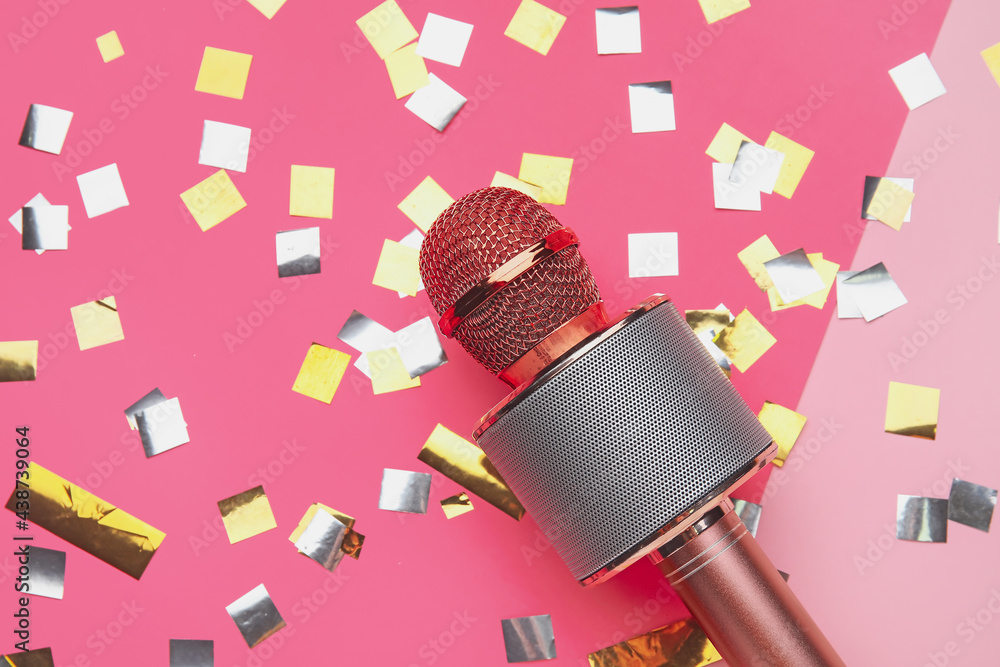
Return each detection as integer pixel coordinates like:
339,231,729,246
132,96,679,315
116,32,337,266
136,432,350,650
651,500,845,667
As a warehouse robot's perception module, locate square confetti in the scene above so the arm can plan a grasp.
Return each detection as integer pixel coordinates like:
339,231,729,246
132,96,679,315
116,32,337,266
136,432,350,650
713,309,776,372
169,639,214,667
502,615,558,662
180,170,247,231
19,104,73,155
758,401,807,466
77,163,129,218
292,343,351,404
367,347,421,394
595,7,641,55
628,232,678,278
699,0,751,24
841,262,907,321
136,397,190,457
866,178,914,231
763,248,826,303
982,42,1000,89
948,479,997,533
441,493,475,519
398,176,454,232
26,546,65,599
885,381,939,440
863,176,913,223
226,584,285,648
405,73,467,131
764,132,814,199
276,227,321,277
712,162,761,211
730,141,784,195
199,121,252,173
357,0,418,59
218,486,278,544
889,53,946,110
70,296,125,350
96,31,124,62
289,165,335,218
896,495,948,542
519,153,573,205
385,43,429,99
195,47,253,100
0,341,38,382
738,235,780,291
372,239,421,296
378,469,432,513
416,13,474,67
628,81,674,133
247,0,287,19
22,206,69,250
491,172,543,199
505,0,566,56
706,122,751,163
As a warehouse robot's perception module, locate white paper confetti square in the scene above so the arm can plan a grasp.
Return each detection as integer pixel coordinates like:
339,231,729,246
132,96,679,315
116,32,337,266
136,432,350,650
76,164,129,218
712,162,761,211
416,13,473,67
404,74,466,131
628,232,678,278
889,53,946,110
628,81,674,133
199,120,252,173
730,141,784,195
596,7,641,55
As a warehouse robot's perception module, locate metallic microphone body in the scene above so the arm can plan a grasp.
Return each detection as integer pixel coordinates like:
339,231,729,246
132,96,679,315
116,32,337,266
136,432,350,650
420,187,844,667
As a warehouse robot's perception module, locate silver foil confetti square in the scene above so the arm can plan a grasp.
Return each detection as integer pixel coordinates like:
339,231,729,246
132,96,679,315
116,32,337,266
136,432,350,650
21,206,69,250
843,262,907,321
276,227,321,278
416,13,474,67
501,614,558,662
124,387,167,430
764,248,826,303
26,546,65,600
169,639,214,667
628,81,674,133
948,479,997,533
76,163,129,218
733,499,762,538
199,120,252,173
596,7,641,54
835,271,862,319
19,104,73,154
889,52,946,110
394,317,448,378
896,495,948,542
378,469,432,514
293,508,348,571
338,310,397,379
730,141,785,195
136,397,190,457
863,176,913,222
405,73,466,131
9,194,68,256
225,584,286,648
712,162,761,211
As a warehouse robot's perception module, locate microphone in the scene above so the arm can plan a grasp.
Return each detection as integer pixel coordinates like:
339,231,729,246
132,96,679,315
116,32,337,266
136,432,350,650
419,187,845,667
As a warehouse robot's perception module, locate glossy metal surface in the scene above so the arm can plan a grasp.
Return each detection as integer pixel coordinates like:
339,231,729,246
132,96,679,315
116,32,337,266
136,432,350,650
501,614,558,662
225,584,286,648
378,469,432,514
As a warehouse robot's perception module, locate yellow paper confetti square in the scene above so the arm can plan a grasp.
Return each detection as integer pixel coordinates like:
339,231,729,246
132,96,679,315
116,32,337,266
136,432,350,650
519,153,573,205
867,178,914,231
373,240,421,296
367,347,421,394
706,122,752,163
765,132,814,199
713,309,776,372
737,235,780,292
70,296,125,351
218,486,278,544
885,381,940,440
194,46,253,100
982,42,1000,88
491,172,543,200
356,0,418,60
441,493,475,519
290,165,335,219
398,176,454,232
758,401,807,466
247,0,287,19
96,31,124,63
699,0,751,24
292,343,350,404
504,0,567,56
385,43,429,99
768,253,840,311
0,341,38,382
180,170,247,231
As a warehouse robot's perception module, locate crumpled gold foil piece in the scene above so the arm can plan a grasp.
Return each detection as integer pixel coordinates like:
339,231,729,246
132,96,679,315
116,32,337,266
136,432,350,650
588,618,722,667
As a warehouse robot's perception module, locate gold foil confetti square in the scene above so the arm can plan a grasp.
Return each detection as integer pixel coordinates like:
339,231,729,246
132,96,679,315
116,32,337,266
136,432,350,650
685,309,731,337
982,42,1000,88
289,503,364,559
713,309,776,372
0,341,38,382
738,234,780,291
418,423,526,520
398,176,454,232
866,178,914,231
367,347,421,394
885,381,940,440
70,297,125,351
2,647,55,667
765,132,814,199
706,122,752,163
491,172,543,200
588,618,722,667
373,239,421,296
289,165,335,218
758,401,807,466
504,0,566,56
194,47,253,99
385,43,429,99
441,492,474,519
519,153,573,205
357,0,418,59
218,486,278,544
770,254,840,310
292,343,350,403
247,0,287,19
180,169,247,231
96,31,124,62
699,0,751,24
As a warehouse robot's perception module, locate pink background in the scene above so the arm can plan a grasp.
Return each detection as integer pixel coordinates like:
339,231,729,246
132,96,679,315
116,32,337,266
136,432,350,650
0,0,978,665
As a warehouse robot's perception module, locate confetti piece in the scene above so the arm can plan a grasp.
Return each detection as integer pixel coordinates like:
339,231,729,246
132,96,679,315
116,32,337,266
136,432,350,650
863,176,913,223
502,615,557,662
136,397,190,457
218,486,278,543
685,308,732,336
764,132,814,199
19,104,73,154
293,508,348,572
179,169,247,231
276,227,321,277
416,13,474,67
627,232,678,277
595,6,641,55
290,503,364,560
712,162,761,211
70,296,125,350
733,499,762,537
379,468,431,513
764,248,825,303
758,401,807,466
948,479,997,533
169,639,214,667
504,0,566,56
889,53,946,110
588,618,721,667
8,194,66,256
441,492,475,518
896,495,947,542
738,235,780,291
124,388,167,430
699,0,751,24
770,253,839,310
199,121,251,173
292,343,350,403
246,0,287,19
289,165,335,218
835,271,862,319
77,163,129,218
885,381,939,440
194,47,253,100
1,648,55,667
491,172,543,199
4,462,165,579
373,239,421,295
981,42,1000,89
628,81,674,133
356,0,418,60
713,309,776,372
397,229,426,297
226,584,286,648
842,262,906,321
23,547,65,600
398,176,454,232
730,141,784,194
706,122,751,163
519,153,573,205
96,30,124,62
405,73,467,131
418,423,525,520
866,178,914,231
367,347,421,394
385,43,429,99
394,317,448,377
0,341,38,382
21,206,68,250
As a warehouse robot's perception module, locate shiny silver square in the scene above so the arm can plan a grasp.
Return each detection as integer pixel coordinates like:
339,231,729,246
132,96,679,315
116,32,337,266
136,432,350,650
395,317,447,378
378,469,432,514
405,74,466,131
124,387,167,430
169,639,214,667
338,310,396,379
294,508,348,571
199,120,252,173
136,397,189,457
27,546,65,600
730,141,784,195
835,271,862,319
896,495,948,542
19,104,73,154
843,262,907,321
596,7,641,54
21,206,68,250
225,584,286,648
276,227,321,278
948,479,997,533
501,614,557,662
628,81,673,133
764,248,826,303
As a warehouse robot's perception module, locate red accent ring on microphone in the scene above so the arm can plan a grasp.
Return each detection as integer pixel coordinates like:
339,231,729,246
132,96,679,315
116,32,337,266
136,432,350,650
438,227,579,337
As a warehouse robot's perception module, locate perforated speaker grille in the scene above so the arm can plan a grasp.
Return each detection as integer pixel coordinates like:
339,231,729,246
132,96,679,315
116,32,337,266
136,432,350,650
476,301,773,581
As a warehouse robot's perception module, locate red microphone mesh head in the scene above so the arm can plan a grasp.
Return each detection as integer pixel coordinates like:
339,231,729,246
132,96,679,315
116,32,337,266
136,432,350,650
420,187,601,374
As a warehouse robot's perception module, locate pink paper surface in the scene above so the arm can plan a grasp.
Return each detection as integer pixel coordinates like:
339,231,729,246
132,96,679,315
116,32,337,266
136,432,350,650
0,0,952,664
